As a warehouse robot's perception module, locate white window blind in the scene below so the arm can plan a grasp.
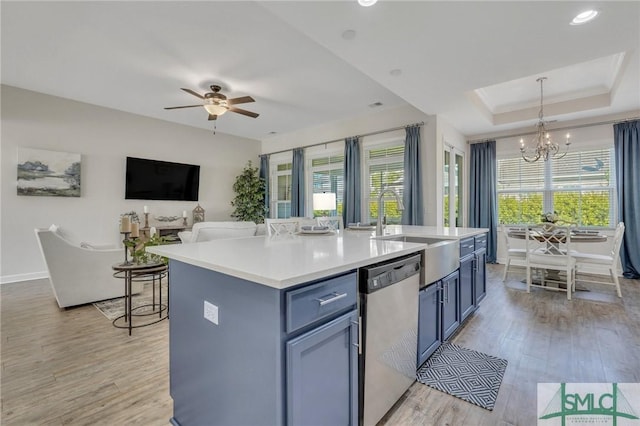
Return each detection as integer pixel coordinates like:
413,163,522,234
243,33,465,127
310,154,344,215
497,147,615,227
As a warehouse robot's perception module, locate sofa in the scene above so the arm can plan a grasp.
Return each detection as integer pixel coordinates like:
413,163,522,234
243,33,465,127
34,225,144,308
178,221,266,243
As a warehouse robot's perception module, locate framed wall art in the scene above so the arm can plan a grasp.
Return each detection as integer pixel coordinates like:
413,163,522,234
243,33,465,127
17,148,81,197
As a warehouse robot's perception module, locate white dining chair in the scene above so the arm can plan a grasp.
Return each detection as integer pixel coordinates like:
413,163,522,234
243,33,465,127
501,224,526,281
316,216,344,232
525,224,576,300
571,222,625,298
265,218,300,236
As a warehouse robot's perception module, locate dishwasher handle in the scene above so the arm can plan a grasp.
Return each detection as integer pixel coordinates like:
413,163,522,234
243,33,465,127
362,253,421,293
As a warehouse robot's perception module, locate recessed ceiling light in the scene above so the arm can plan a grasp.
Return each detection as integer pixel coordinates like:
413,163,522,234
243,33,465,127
571,10,598,25
390,69,402,77
268,131,277,135
342,29,356,40
358,0,377,7
369,102,383,108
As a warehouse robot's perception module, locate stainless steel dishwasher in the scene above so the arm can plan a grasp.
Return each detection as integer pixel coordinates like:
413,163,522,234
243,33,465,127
358,253,421,426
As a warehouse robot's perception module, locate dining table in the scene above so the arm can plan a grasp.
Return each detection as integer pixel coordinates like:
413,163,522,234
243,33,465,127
507,227,608,288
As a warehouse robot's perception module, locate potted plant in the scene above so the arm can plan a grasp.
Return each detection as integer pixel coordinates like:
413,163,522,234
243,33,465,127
230,161,267,224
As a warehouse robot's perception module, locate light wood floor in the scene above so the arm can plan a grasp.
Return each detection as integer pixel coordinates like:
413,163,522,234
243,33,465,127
2,266,639,426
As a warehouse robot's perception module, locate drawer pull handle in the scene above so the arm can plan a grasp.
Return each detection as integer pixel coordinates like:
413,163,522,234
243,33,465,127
316,292,347,306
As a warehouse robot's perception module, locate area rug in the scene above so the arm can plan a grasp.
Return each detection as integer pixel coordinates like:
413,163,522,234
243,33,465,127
416,342,507,410
93,283,167,321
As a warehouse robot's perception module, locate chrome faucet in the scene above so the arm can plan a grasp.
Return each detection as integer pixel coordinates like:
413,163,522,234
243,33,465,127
376,188,404,236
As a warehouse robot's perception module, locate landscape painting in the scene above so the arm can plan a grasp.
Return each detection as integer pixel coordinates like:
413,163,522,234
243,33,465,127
17,148,81,197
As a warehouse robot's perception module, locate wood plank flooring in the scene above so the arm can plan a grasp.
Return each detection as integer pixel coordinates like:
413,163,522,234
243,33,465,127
2,265,639,425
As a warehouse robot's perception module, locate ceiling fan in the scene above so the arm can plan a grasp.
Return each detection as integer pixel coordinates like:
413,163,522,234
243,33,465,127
164,85,259,121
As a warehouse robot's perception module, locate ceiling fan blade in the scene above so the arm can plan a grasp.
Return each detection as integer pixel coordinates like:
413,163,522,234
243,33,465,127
181,88,205,99
208,114,218,121
228,107,259,118
164,105,203,110
227,96,255,106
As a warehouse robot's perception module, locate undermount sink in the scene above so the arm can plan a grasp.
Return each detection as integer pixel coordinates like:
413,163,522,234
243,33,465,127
376,235,460,284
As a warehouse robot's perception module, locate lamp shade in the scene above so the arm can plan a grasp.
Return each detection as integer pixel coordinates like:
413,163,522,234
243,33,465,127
313,192,336,211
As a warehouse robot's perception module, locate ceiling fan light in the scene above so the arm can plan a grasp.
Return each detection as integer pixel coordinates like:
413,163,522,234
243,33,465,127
203,104,227,115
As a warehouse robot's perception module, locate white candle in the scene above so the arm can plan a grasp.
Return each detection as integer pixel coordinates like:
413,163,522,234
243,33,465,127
150,226,157,237
120,216,131,233
143,205,148,214
182,210,187,218
130,222,139,238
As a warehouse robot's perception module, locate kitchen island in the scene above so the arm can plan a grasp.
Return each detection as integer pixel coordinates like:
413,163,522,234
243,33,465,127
148,225,487,426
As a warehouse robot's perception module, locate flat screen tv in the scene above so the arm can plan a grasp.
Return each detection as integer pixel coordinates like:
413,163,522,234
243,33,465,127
125,157,200,201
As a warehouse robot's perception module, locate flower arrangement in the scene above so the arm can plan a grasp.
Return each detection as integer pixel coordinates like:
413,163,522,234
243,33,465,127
124,233,169,265
541,211,559,223
121,210,140,224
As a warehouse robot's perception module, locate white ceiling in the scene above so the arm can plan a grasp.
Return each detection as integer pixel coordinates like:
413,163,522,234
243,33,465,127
2,1,639,141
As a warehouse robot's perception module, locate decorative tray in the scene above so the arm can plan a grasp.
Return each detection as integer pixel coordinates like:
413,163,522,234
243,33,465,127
298,226,333,235
347,225,375,231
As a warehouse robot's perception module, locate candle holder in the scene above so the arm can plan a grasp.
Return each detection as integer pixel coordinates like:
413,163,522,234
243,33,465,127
120,231,132,266
182,217,188,227
144,212,149,229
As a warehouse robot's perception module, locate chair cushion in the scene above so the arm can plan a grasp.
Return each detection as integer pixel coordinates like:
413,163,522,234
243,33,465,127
530,253,575,267
570,251,613,265
508,248,527,258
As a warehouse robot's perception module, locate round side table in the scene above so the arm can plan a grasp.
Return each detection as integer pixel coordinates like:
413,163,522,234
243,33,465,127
112,262,169,335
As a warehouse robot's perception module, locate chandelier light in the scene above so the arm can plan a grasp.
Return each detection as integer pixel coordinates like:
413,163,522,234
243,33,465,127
520,77,571,163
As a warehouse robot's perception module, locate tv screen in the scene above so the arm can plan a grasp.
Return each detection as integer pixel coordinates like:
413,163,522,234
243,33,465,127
125,157,200,201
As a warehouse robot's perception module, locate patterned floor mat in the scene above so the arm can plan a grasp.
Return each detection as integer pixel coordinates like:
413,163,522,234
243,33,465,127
416,342,507,410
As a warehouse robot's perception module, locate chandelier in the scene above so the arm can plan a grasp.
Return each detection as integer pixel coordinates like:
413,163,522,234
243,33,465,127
520,77,571,163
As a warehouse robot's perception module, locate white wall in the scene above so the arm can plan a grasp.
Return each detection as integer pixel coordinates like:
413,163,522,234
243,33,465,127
1,85,261,283
261,104,435,223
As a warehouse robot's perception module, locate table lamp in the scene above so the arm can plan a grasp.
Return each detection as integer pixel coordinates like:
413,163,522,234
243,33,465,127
313,192,336,216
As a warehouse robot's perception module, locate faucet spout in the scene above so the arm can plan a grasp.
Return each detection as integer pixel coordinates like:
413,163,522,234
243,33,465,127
376,188,404,236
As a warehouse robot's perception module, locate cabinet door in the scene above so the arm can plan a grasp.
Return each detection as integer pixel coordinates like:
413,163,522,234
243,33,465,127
441,270,461,341
474,248,487,304
287,310,358,426
418,283,441,367
459,254,475,322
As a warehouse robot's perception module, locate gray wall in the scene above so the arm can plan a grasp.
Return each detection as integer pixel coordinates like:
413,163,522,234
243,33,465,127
1,85,261,283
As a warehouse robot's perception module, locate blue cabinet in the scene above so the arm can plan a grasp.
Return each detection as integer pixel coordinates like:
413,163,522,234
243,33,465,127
459,253,475,322
441,270,461,341
418,282,441,366
167,260,358,426
286,311,359,426
417,270,460,367
474,248,487,304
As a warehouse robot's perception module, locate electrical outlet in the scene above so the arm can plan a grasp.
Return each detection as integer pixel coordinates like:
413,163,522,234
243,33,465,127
204,300,218,325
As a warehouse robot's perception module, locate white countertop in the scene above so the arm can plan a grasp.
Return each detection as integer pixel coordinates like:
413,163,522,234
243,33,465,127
147,225,488,289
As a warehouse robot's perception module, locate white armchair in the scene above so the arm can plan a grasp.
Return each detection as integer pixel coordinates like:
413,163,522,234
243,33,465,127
35,226,143,308
178,221,259,243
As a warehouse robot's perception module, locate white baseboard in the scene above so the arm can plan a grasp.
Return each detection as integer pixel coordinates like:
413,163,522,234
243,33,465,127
1,271,48,284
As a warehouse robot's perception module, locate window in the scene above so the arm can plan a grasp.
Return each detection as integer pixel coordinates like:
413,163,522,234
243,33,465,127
272,161,292,218
497,148,616,227
364,143,404,225
308,153,344,217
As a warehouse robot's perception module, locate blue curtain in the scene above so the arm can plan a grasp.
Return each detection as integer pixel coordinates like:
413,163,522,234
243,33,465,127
469,141,498,263
402,125,424,225
614,120,640,279
259,154,270,219
291,148,305,217
343,137,361,225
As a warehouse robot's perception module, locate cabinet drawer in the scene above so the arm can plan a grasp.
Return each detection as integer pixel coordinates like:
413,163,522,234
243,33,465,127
459,237,475,257
286,272,357,333
474,234,487,250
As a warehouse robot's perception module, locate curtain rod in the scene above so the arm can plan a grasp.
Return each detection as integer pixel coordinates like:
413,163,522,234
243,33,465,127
467,116,640,144
263,121,425,157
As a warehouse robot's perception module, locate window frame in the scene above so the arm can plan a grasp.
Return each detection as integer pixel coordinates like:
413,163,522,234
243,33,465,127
305,149,344,217
362,139,405,226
